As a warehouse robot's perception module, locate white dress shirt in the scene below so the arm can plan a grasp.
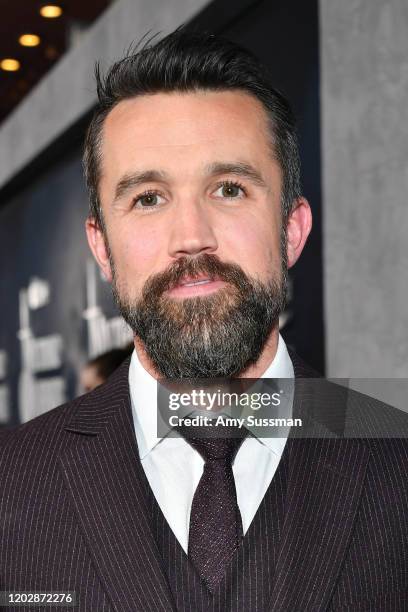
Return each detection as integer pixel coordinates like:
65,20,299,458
129,334,294,553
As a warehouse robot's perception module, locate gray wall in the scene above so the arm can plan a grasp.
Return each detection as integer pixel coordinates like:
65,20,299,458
320,0,408,376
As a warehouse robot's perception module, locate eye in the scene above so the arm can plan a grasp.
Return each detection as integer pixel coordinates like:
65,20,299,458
213,181,246,199
133,190,166,209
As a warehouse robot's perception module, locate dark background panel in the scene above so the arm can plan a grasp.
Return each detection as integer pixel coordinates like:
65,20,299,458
0,148,116,426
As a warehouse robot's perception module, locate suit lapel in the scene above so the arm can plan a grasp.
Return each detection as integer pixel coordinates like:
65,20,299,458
59,359,175,612
269,355,371,611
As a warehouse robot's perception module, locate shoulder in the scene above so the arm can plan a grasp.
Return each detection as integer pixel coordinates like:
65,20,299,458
0,356,132,472
0,394,85,479
1,395,81,450
287,351,408,472
289,348,408,442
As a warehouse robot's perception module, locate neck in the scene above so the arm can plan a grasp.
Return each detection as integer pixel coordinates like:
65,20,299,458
133,326,280,380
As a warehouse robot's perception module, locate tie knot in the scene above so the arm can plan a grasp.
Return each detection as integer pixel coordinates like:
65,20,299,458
177,422,247,463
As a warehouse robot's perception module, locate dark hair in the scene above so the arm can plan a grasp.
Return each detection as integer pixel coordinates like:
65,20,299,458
87,344,134,381
83,28,301,228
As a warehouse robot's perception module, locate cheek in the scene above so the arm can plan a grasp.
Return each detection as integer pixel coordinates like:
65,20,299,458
221,215,281,276
111,224,163,284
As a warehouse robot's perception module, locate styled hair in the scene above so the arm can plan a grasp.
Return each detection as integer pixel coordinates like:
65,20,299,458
87,344,134,381
83,28,301,228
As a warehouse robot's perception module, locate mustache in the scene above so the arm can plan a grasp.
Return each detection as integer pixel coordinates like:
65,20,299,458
141,254,251,299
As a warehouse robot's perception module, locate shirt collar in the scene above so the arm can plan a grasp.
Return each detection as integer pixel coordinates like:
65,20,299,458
129,333,294,460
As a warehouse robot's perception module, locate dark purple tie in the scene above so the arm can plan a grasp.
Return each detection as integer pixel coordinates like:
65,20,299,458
182,426,247,592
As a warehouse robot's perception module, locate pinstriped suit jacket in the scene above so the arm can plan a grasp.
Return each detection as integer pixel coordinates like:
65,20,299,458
1,353,408,611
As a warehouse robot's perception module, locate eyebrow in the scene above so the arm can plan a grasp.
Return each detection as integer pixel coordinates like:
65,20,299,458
113,169,170,203
112,161,267,204
204,161,268,188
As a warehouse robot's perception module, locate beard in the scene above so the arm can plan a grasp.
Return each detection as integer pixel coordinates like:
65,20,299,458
110,245,287,379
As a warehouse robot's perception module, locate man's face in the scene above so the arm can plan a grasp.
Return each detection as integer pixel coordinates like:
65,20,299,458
87,90,309,377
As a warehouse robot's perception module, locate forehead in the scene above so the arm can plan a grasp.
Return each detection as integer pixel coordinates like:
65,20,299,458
99,90,275,182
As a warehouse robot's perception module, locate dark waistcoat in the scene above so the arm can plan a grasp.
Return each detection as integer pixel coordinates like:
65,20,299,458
145,442,291,612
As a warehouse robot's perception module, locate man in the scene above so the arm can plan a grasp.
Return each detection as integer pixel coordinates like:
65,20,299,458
1,29,407,612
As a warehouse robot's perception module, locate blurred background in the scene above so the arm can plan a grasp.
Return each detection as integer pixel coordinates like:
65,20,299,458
0,0,406,426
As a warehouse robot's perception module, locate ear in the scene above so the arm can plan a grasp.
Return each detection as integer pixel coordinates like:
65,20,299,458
286,197,312,269
85,216,113,283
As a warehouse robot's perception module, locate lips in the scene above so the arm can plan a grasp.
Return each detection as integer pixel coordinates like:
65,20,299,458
174,275,217,288
178,276,213,288
164,269,228,298
165,274,228,296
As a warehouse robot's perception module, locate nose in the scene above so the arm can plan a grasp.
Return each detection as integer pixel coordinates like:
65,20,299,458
167,200,218,258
